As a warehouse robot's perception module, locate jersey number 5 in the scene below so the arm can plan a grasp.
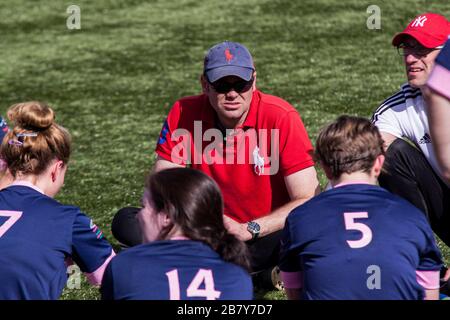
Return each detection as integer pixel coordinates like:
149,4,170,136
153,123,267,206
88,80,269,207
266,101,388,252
344,212,372,248
0,210,23,238
166,269,221,300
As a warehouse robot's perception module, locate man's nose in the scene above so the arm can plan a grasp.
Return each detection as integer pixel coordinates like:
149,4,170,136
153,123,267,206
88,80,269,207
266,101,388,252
225,89,239,98
404,52,420,64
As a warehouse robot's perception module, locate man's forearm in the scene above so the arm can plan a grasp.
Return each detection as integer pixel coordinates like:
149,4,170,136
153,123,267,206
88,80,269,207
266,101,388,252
254,195,316,237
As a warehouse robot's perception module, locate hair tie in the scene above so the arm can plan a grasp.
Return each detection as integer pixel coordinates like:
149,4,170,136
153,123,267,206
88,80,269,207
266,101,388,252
8,132,38,147
16,132,38,138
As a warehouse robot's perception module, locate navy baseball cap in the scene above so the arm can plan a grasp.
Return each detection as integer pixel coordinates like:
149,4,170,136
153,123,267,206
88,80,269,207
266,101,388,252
203,41,255,83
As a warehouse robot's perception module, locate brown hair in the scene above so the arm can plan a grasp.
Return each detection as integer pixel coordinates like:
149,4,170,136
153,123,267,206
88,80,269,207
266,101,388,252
1,101,71,177
145,168,251,271
315,115,385,179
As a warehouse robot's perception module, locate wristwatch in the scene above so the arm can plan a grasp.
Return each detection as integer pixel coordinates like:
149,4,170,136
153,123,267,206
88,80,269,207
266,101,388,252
247,221,260,240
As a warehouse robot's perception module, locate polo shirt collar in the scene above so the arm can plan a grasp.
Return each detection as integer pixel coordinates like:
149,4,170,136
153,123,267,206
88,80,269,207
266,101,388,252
200,94,215,125
241,89,260,129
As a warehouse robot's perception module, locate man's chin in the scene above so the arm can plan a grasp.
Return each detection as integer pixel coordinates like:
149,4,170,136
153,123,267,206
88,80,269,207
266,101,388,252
221,109,244,119
407,79,426,89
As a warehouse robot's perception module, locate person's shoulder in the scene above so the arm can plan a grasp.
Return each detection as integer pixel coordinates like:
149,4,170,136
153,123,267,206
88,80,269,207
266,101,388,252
372,84,422,120
382,83,421,106
288,189,332,220
4,185,78,214
257,90,298,114
289,184,387,216
36,192,80,217
173,94,207,110
383,189,425,214
113,241,192,262
436,40,450,69
375,186,429,223
166,94,210,123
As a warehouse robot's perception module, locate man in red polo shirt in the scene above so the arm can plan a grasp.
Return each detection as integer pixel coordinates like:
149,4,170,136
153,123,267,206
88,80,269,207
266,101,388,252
112,41,319,288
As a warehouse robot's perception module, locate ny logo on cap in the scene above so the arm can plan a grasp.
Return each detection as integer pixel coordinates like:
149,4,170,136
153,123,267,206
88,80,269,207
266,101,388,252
411,16,427,27
225,49,233,63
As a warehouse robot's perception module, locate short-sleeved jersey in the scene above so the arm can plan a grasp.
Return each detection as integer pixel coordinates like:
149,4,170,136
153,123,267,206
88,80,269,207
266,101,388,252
0,183,114,300
279,183,442,300
372,84,449,186
428,39,450,99
101,240,253,300
155,90,314,222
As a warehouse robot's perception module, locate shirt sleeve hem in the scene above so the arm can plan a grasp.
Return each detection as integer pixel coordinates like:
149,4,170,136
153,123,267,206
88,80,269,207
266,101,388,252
283,160,315,177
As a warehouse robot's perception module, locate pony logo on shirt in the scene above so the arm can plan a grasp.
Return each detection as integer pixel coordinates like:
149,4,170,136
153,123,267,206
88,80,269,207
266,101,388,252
253,146,265,176
89,220,103,239
225,49,233,63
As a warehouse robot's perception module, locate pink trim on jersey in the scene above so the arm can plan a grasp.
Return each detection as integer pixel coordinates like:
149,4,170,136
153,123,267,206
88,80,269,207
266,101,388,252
416,270,440,290
170,236,190,240
334,181,372,188
10,180,45,194
85,250,116,286
280,271,303,289
428,64,450,100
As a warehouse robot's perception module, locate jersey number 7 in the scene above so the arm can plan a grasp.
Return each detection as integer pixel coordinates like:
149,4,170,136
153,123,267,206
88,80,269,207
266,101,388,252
166,269,221,300
0,210,23,238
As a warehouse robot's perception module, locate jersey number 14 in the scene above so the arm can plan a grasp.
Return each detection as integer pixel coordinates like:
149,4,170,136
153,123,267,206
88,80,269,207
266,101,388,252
166,269,221,300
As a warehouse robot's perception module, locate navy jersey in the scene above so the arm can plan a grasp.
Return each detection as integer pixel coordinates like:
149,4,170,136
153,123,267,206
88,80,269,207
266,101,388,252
0,183,114,300
279,183,442,300
436,39,450,71
101,240,253,300
0,116,8,143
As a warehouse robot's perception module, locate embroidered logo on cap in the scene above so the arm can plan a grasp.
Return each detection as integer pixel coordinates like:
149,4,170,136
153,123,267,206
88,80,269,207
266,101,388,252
225,49,233,63
411,16,427,27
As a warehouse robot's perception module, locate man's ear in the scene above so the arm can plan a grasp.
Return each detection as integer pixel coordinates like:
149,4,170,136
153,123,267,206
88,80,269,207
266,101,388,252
252,71,257,90
372,154,385,178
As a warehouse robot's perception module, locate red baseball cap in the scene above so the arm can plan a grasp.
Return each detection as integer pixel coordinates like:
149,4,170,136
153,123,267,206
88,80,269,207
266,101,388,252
392,13,450,48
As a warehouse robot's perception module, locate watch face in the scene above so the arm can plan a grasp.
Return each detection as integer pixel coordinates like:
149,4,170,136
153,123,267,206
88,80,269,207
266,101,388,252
248,221,260,233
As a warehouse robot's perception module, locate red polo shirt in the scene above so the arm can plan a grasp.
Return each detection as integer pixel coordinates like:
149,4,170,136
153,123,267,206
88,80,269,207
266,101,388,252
155,90,314,223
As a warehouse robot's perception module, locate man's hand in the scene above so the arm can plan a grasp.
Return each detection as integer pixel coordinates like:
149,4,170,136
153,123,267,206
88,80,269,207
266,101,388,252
443,268,450,282
223,215,251,242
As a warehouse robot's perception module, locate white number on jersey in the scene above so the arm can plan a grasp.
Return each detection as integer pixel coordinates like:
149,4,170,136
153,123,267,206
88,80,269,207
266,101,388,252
166,269,221,300
0,210,23,238
343,212,372,248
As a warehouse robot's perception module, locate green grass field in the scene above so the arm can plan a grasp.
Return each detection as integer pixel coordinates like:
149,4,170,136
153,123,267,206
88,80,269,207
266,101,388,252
0,0,448,300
